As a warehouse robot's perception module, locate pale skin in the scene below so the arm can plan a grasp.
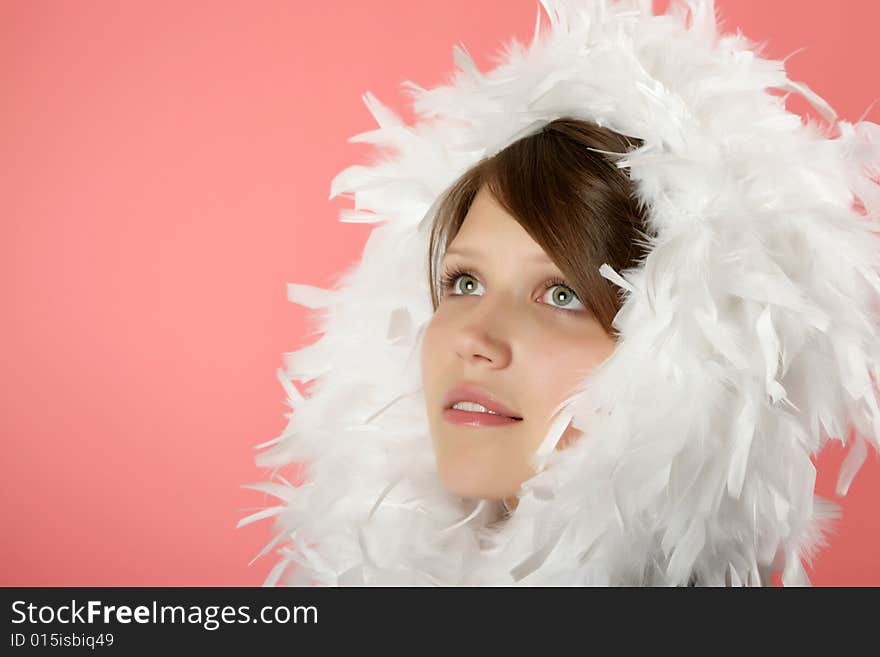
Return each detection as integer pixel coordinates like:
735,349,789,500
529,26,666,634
420,185,617,511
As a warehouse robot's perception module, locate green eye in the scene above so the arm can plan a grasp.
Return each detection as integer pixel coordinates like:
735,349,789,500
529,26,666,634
456,274,479,294
440,268,585,314
551,285,574,306
440,268,482,297
543,282,585,312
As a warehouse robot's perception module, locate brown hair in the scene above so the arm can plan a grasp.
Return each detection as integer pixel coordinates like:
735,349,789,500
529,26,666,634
427,117,654,337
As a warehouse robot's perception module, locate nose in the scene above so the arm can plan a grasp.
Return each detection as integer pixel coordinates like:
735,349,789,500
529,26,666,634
452,297,513,369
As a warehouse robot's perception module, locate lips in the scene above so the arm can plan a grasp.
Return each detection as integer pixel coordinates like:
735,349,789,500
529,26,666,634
442,383,523,420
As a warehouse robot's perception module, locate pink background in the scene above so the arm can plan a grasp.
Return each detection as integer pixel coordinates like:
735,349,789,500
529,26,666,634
2,0,879,586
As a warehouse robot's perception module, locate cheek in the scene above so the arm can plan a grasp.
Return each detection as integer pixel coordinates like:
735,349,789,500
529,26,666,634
524,330,615,419
420,313,455,448
420,315,447,393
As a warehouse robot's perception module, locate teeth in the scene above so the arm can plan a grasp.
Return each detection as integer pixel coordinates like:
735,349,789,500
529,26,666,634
451,401,503,415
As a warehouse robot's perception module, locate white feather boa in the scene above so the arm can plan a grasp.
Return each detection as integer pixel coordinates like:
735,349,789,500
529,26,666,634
240,0,880,586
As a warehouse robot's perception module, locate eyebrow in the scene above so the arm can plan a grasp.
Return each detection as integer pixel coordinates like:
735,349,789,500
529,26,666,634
444,245,552,263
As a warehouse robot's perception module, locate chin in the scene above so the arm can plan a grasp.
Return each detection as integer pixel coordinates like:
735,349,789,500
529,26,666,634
435,454,522,500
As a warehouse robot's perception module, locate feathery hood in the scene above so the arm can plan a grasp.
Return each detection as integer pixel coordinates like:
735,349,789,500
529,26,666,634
241,0,880,586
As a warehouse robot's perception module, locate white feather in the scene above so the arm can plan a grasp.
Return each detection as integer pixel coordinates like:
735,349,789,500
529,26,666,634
241,0,880,587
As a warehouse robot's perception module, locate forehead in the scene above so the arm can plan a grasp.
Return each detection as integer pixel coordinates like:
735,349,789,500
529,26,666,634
445,187,552,264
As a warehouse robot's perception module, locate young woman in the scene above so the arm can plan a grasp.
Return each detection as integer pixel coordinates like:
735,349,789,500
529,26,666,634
241,0,880,586
422,119,646,511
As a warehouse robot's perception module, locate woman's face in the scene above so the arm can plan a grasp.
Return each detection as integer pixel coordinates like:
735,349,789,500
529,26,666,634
421,186,617,500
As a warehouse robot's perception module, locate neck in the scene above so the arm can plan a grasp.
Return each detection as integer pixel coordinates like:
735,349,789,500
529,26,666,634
501,495,518,516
